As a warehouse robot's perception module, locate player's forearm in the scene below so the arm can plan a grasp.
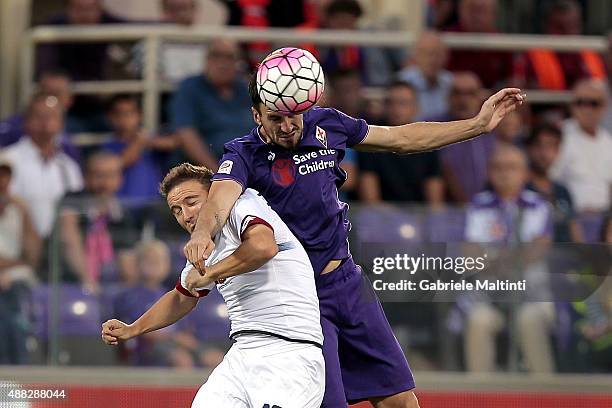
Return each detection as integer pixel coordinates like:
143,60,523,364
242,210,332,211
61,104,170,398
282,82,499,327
193,203,228,239
390,118,483,153
205,239,278,282
132,289,197,336
193,181,242,238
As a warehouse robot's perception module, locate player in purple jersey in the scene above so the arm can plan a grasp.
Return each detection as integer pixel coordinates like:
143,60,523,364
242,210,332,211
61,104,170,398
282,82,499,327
183,74,524,407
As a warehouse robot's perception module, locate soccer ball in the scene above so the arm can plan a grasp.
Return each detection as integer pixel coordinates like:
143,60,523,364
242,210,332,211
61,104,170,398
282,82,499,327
256,47,325,115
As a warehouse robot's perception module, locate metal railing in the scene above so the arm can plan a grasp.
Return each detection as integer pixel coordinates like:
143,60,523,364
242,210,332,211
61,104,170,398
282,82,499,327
22,24,609,133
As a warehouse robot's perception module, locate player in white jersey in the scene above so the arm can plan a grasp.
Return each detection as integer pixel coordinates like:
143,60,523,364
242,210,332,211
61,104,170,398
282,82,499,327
101,164,324,408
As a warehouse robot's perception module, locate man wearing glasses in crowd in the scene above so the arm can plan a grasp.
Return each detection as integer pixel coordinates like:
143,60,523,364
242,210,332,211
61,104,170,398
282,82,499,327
550,78,612,213
169,38,254,170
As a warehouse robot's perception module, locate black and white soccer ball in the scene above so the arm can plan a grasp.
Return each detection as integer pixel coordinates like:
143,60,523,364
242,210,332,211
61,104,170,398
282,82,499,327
256,47,325,115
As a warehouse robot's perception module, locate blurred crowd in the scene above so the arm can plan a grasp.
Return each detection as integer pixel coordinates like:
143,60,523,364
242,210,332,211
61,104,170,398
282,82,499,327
0,0,610,374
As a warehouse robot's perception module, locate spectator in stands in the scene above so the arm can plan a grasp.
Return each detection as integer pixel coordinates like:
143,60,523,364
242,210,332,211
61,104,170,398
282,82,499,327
158,0,207,83
161,0,196,25
102,94,172,202
0,156,41,364
569,216,612,372
602,31,612,134
494,109,527,146
439,72,496,203
443,0,514,88
36,0,129,81
308,0,366,81
519,0,607,90
61,152,140,293
0,157,41,286
397,31,453,120
550,79,612,213
220,0,319,66
525,124,583,242
171,293,231,370
463,145,554,372
301,0,397,86
0,71,81,161
327,69,366,119
169,38,252,170
113,239,177,366
222,0,317,27
359,82,445,206
36,0,132,132
1,93,83,239
427,0,459,30
326,69,364,199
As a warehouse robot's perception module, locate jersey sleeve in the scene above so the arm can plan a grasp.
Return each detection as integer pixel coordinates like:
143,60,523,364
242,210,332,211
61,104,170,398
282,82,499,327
175,262,214,298
211,144,250,191
228,193,275,242
334,109,370,148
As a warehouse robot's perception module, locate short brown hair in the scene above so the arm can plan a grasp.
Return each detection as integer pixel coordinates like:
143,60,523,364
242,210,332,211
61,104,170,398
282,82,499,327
248,71,263,110
159,163,214,197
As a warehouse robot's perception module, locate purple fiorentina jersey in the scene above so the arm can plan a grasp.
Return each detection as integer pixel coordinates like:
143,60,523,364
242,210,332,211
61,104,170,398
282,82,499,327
212,107,369,275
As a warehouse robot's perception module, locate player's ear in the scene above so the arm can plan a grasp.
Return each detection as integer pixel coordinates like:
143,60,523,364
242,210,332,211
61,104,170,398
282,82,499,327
252,106,262,125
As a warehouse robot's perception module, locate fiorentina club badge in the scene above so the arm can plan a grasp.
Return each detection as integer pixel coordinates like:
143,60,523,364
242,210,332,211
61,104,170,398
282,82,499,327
315,126,327,148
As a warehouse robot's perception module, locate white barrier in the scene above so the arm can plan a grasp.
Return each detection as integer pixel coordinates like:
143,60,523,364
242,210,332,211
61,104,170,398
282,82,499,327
21,25,607,133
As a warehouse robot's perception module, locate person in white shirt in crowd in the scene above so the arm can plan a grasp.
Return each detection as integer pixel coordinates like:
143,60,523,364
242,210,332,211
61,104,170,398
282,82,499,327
102,164,324,408
0,156,41,287
1,93,83,239
159,0,208,83
397,31,453,120
0,155,41,364
551,79,612,213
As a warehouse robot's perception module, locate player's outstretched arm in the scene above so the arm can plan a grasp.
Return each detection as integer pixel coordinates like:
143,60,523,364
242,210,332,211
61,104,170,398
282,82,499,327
184,179,243,271
185,224,278,290
101,289,198,346
358,88,525,154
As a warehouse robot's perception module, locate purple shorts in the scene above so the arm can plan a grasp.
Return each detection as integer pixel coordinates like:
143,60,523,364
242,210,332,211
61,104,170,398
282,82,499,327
316,257,415,407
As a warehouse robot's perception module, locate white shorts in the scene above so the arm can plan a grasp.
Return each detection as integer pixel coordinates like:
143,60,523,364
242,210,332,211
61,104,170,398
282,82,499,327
192,335,325,408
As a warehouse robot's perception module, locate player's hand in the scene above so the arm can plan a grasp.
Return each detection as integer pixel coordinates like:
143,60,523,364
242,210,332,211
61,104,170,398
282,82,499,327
101,319,137,345
185,267,210,296
184,230,215,275
475,88,525,133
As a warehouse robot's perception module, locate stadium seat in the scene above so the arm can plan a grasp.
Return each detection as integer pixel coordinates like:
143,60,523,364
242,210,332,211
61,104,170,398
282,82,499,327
31,283,102,338
31,283,118,365
578,213,605,243
425,208,467,242
177,290,230,342
352,205,424,243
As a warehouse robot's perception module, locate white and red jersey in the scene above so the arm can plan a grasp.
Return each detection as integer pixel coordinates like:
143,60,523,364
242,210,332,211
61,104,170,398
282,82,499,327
176,188,323,347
